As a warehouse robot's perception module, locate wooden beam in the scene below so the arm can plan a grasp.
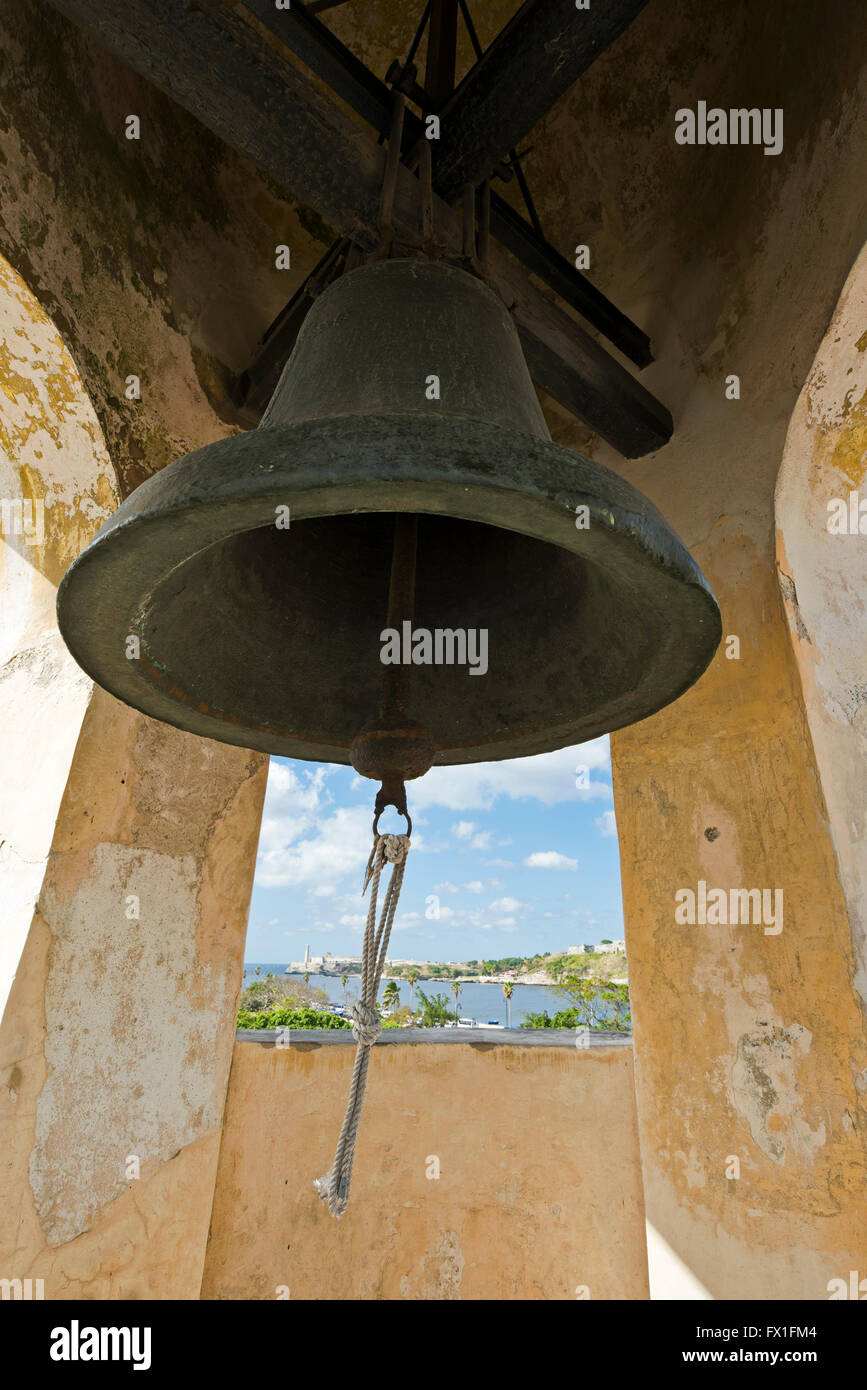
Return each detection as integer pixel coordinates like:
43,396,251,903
47,0,670,456
242,0,653,366
424,0,460,109
434,0,650,199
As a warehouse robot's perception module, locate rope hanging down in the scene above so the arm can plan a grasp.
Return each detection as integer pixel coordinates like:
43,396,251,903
314,831,410,1217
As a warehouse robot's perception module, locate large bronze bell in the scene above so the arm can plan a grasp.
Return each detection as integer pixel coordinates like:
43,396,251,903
56,257,721,767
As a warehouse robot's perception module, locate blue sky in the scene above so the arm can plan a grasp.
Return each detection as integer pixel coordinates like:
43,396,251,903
246,736,623,963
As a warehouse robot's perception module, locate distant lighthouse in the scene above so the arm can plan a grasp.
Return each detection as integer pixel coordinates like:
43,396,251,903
304,943,310,967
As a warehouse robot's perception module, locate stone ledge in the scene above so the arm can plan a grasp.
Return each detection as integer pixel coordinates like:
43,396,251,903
236,1027,633,1049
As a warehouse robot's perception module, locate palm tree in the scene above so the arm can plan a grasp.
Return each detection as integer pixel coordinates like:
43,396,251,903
341,972,349,1006
503,982,514,1029
407,971,419,1008
450,980,462,1024
303,970,309,986
382,980,400,1014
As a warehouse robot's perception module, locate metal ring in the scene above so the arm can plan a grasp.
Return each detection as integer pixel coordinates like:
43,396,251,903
372,809,412,837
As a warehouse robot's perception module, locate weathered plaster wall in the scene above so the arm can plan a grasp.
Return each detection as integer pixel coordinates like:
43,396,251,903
0,254,269,1290
203,1038,649,1301
0,1,291,1296
0,0,332,497
588,7,867,1298
776,244,867,1017
0,252,117,1021
0,690,267,1295
332,0,867,1300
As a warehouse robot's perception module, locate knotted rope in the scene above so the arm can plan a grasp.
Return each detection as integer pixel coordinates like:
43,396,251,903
314,831,410,1217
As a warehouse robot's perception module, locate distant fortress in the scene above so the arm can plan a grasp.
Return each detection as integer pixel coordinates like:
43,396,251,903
286,944,425,975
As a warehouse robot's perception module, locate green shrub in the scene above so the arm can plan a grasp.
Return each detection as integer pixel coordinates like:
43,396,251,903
237,1006,351,1030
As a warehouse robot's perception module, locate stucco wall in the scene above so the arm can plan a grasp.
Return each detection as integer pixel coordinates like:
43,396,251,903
776,243,867,1018
202,1036,649,1301
0,2,285,1297
594,7,867,1299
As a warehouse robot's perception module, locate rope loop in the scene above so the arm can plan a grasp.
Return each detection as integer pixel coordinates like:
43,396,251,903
349,999,382,1047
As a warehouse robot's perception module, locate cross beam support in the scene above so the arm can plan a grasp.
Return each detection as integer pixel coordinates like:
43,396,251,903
47,0,670,456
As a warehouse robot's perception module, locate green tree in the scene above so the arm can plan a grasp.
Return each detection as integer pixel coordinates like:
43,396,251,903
415,989,453,1026
407,970,419,1008
239,973,327,1014
545,971,631,1031
450,980,462,1022
341,972,349,1006
382,980,400,1013
503,981,514,1029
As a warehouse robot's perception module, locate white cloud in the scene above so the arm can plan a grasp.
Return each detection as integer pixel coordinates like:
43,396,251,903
464,881,485,893
409,741,611,811
452,820,476,840
596,810,617,837
434,881,460,894
490,896,523,913
524,851,578,870
257,804,371,889
485,858,513,869
470,831,491,850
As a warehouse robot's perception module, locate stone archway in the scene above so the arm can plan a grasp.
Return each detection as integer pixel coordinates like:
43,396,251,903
0,251,118,1019
0,253,268,1298
776,242,867,1016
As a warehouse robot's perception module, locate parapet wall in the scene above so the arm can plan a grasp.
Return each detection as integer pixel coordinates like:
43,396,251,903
202,1032,648,1301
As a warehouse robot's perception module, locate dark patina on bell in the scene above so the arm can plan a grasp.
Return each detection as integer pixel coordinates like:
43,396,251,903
57,258,721,765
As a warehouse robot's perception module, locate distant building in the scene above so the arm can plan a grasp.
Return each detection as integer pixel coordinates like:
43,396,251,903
567,941,627,955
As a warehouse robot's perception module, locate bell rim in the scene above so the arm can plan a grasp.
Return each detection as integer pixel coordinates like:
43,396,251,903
57,412,722,765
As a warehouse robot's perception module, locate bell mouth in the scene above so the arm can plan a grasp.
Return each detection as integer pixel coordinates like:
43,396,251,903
57,412,721,764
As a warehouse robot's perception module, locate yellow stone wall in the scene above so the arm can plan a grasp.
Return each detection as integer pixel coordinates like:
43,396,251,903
202,1038,649,1301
